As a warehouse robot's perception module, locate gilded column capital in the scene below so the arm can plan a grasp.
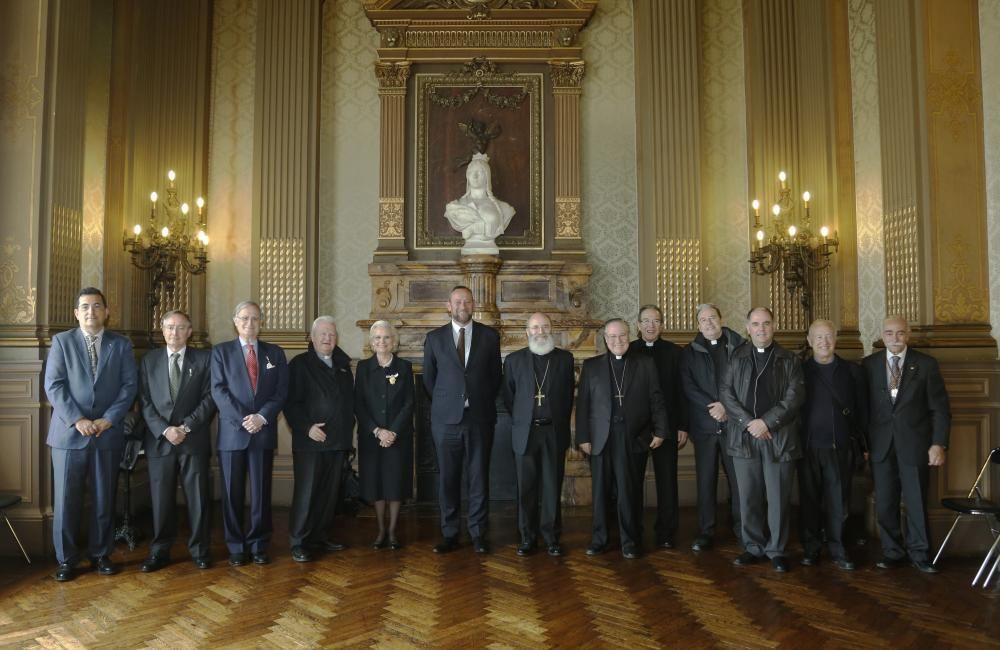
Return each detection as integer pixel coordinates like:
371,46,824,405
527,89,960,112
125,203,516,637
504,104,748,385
549,61,585,89
375,61,411,91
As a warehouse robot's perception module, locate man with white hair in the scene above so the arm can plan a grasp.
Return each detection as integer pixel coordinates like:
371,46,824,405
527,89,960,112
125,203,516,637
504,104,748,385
503,313,576,556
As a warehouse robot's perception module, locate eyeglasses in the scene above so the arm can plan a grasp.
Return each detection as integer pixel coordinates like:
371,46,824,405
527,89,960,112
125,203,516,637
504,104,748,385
163,325,191,331
235,316,261,323
638,318,661,326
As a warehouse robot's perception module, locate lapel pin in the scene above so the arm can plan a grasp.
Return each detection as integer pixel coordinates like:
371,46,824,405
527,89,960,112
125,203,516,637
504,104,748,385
265,355,276,370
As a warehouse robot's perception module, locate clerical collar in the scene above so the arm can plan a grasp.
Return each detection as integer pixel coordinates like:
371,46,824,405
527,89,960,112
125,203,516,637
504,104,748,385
644,340,655,348
613,354,625,361
709,339,718,346
755,343,773,354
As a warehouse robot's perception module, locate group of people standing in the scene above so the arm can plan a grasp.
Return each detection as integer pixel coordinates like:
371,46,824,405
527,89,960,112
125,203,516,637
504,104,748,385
43,285,950,583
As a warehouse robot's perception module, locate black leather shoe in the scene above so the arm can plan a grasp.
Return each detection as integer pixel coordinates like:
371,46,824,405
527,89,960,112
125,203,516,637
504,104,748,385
432,538,459,554
876,556,904,569
323,541,347,552
832,557,856,571
291,546,313,563
771,556,789,573
585,543,606,556
193,556,212,570
472,537,491,554
251,552,270,565
388,537,403,551
229,553,248,567
690,535,713,552
94,556,119,576
516,541,536,557
656,539,675,550
911,559,939,574
547,544,564,557
622,545,640,560
54,563,75,582
141,556,170,573
733,551,761,567
800,554,819,567
372,535,386,550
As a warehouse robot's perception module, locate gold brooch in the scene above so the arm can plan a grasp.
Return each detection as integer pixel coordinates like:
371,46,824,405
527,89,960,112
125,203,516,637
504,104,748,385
387,372,399,385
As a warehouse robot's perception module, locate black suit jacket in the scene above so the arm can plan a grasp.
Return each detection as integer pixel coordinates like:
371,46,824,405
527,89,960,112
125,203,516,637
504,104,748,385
139,346,217,458
502,346,575,456
629,337,689,435
863,348,950,466
355,355,415,439
283,345,355,452
575,352,670,456
423,321,501,427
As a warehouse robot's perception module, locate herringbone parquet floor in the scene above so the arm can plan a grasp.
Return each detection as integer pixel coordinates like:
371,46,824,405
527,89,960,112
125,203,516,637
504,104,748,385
1,506,998,649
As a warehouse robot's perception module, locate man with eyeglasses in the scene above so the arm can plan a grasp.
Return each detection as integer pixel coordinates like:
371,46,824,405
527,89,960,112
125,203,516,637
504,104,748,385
44,287,138,581
211,301,288,566
628,305,688,550
138,310,217,571
576,318,669,559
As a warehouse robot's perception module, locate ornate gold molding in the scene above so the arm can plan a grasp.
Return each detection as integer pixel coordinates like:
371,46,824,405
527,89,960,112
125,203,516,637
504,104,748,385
259,238,305,331
936,235,988,322
656,238,700,331
549,60,585,88
0,253,36,325
927,49,981,143
394,0,560,21
379,198,405,239
554,197,580,238
375,61,411,90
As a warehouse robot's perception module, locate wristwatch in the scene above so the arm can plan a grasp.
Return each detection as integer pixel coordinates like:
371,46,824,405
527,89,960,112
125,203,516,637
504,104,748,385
181,424,192,434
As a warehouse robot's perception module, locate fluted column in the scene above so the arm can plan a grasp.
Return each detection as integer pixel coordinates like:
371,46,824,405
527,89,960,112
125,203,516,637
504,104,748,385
634,0,702,332
550,61,585,257
374,61,411,260
252,0,322,346
874,0,994,355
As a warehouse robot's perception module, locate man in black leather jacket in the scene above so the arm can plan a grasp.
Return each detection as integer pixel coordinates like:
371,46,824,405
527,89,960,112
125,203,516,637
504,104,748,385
720,307,805,572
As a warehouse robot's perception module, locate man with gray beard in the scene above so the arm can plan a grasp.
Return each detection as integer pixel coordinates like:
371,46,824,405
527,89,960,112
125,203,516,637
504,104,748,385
503,313,576,556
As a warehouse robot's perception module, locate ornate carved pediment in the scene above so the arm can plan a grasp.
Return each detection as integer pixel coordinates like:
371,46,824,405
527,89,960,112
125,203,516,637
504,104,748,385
364,0,597,53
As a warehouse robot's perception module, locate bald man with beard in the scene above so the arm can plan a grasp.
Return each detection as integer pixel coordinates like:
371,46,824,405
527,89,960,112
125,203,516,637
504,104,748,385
503,313,576,557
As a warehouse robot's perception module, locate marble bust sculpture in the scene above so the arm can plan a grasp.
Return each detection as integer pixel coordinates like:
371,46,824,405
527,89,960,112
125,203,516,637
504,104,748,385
444,153,515,255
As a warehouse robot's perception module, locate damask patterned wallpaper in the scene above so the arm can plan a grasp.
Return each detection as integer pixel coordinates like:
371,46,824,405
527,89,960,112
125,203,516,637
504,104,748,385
317,0,380,357
982,0,1000,351
206,0,257,343
849,0,885,353
578,0,639,324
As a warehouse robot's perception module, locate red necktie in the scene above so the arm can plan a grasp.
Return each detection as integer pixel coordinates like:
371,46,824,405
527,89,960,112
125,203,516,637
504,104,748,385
246,344,258,393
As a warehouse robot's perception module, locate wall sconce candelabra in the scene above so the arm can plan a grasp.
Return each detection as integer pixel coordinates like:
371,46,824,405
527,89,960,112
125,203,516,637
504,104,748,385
123,169,209,309
748,170,839,319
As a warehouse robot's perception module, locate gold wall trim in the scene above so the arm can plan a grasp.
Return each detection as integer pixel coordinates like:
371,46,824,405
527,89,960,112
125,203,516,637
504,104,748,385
259,238,306,332
656,238,700,331
554,197,580,238
379,198,405,238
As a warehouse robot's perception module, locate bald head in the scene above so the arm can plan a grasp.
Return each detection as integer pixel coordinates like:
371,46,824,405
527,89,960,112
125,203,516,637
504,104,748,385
881,316,910,354
526,312,555,355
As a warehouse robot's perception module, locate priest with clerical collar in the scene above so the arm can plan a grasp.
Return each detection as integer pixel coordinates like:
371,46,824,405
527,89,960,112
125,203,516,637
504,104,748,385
719,307,805,573
575,318,670,560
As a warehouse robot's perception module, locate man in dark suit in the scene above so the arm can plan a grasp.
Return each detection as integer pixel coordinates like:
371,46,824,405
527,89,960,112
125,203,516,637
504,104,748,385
863,315,950,574
423,285,502,554
680,303,745,552
502,312,575,557
211,300,289,566
628,304,688,549
138,310,217,571
798,319,867,571
576,318,670,559
44,287,138,581
720,307,804,573
283,316,355,563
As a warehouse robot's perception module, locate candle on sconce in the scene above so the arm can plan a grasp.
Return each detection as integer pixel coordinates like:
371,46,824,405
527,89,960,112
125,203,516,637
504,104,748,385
150,191,158,218
778,171,787,189
181,202,190,216
133,224,142,236
751,199,760,216
161,226,170,238
196,197,205,216
755,229,764,251
788,225,797,238
820,226,829,242
167,170,176,185
772,204,781,219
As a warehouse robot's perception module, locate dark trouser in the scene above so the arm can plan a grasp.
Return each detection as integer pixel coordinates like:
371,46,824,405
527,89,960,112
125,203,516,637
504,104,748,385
872,441,931,562
51,445,120,565
732,440,795,559
692,432,741,541
288,450,346,548
147,452,211,559
218,449,274,555
515,423,565,546
798,446,852,559
637,438,679,545
433,411,494,539
590,430,642,549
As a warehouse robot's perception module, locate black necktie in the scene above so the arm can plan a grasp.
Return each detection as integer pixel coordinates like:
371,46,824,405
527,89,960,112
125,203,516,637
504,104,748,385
457,327,466,369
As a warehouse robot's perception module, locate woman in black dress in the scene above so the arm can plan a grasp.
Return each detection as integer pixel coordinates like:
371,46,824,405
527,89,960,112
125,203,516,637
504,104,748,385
355,320,414,549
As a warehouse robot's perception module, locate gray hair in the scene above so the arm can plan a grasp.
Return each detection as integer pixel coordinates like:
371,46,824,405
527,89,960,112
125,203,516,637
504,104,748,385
369,320,398,351
232,300,262,319
695,303,722,319
311,315,338,335
161,310,192,326
807,318,837,337
602,317,629,335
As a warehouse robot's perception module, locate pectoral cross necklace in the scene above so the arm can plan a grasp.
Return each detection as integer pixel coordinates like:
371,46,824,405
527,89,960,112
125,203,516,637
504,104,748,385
611,359,627,406
533,359,550,407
